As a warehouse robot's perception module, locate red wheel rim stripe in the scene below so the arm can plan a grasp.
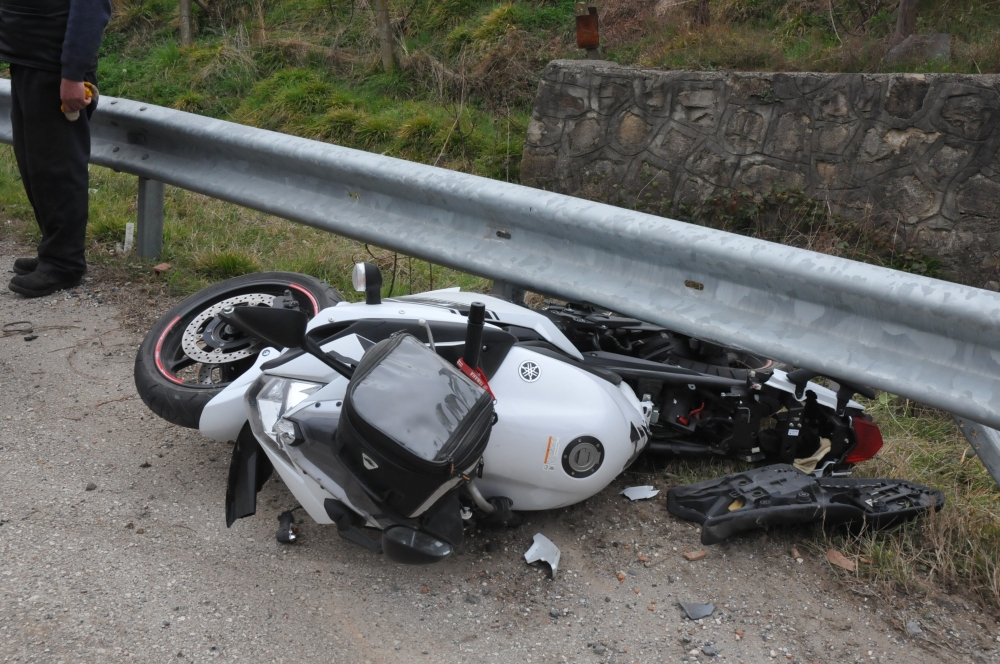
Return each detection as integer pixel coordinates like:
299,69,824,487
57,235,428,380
155,316,185,385
153,283,318,387
288,282,320,313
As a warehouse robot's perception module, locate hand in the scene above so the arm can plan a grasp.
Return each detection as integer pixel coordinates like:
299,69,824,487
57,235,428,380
60,79,91,112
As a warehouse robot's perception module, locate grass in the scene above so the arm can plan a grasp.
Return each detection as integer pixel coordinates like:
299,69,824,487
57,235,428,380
829,396,1000,607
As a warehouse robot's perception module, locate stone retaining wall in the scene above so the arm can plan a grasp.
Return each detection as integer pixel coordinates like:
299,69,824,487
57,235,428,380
521,60,1000,287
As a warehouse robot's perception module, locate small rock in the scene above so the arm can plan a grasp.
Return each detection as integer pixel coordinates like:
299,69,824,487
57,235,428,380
679,602,715,620
85,482,97,491
23,335,37,342
668,575,677,583
549,609,560,618
702,645,719,656
140,461,151,468
905,620,922,636
465,593,480,604
593,644,606,655
885,33,951,64
683,550,706,562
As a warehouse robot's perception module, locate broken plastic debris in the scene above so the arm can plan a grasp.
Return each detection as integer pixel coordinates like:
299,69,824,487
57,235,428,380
524,533,560,578
152,263,172,274
621,485,659,501
679,602,715,620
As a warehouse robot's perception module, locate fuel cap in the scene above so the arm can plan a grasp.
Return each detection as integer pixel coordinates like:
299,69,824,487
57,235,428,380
562,436,604,478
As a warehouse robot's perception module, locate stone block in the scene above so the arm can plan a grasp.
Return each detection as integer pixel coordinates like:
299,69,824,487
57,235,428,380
613,111,653,153
567,116,604,155
937,91,999,140
723,107,769,154
672,88,720,129
686,145,736,186
885,34,951,65
737,163,805,192
768,112,811,158
885,76,930,119
653,128,698,163
956,175,1000,218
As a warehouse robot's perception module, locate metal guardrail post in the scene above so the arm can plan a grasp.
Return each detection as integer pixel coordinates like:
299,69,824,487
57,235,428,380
953,417,1000,489
492,280,526,305
136,177,165,259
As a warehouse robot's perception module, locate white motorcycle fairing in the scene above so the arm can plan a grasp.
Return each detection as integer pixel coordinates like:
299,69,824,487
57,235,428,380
197,286,854,528
199,295,651,518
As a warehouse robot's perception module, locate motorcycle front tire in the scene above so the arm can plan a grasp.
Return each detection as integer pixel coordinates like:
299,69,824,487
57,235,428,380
134,271,342,429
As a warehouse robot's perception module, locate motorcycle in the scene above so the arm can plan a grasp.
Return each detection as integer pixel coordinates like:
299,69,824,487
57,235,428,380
134,263,883,563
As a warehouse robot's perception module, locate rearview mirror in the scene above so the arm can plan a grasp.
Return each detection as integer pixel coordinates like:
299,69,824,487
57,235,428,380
225,306,309,350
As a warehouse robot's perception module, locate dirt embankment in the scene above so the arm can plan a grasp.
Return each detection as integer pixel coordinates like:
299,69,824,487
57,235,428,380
1,240,997,663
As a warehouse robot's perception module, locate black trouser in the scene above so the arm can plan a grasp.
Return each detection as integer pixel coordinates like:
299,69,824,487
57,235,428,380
10,64,98,279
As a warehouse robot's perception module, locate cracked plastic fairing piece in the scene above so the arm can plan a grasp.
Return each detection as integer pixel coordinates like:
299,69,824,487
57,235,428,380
667,464,944,545
621,485,660,500
524,533,561,578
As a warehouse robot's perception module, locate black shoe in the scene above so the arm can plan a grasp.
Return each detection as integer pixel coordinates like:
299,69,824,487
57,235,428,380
12,257,38,275
8,271,83,298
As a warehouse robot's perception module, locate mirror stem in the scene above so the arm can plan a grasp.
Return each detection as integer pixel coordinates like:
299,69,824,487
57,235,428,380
303,336,354,379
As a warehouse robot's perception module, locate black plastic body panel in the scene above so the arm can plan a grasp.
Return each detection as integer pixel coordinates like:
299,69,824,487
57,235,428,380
667,464,944,544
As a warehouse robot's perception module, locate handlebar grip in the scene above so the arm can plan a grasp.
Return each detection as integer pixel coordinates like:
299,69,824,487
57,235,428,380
464,302,486,369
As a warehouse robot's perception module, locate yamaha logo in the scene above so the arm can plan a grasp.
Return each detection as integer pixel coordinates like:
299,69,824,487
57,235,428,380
362,453,379,470
518,361,541,383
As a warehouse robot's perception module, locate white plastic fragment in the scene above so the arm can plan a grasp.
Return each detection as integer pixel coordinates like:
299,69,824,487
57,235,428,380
123,222,135,253
621,485,660,500
524,533,560,578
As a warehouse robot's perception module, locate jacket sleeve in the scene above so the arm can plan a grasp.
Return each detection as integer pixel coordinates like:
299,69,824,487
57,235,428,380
61,0,113,81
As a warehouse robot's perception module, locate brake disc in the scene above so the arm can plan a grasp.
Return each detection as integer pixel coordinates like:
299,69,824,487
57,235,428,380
181,293,276,364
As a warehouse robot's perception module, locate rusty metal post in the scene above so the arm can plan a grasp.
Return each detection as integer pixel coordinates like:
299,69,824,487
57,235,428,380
575,4,601,60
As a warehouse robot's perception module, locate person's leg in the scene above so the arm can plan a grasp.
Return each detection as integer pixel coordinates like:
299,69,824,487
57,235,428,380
10,66,94,281
9,64,42,275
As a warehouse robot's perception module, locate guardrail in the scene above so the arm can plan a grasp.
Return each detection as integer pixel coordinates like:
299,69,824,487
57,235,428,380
1,79,999,445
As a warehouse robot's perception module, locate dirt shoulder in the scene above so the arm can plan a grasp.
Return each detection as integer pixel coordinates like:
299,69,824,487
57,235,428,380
1,240,996,664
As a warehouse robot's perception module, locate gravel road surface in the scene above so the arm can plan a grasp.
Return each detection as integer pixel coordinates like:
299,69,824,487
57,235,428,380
1,242,997,663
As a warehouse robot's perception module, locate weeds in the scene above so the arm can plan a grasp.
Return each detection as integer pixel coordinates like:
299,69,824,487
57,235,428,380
680,188,942,277
832,396,1000,606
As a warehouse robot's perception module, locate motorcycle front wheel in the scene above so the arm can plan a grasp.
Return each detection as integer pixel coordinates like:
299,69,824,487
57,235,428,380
134,272,342,429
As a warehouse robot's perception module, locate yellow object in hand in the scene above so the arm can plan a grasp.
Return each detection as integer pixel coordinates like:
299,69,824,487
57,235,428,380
61,82,98,122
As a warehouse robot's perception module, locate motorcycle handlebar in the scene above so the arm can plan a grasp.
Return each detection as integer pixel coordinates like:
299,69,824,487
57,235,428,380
464,302,486,369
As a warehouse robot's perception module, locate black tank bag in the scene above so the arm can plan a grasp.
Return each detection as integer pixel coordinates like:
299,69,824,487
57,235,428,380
336,333,493,518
